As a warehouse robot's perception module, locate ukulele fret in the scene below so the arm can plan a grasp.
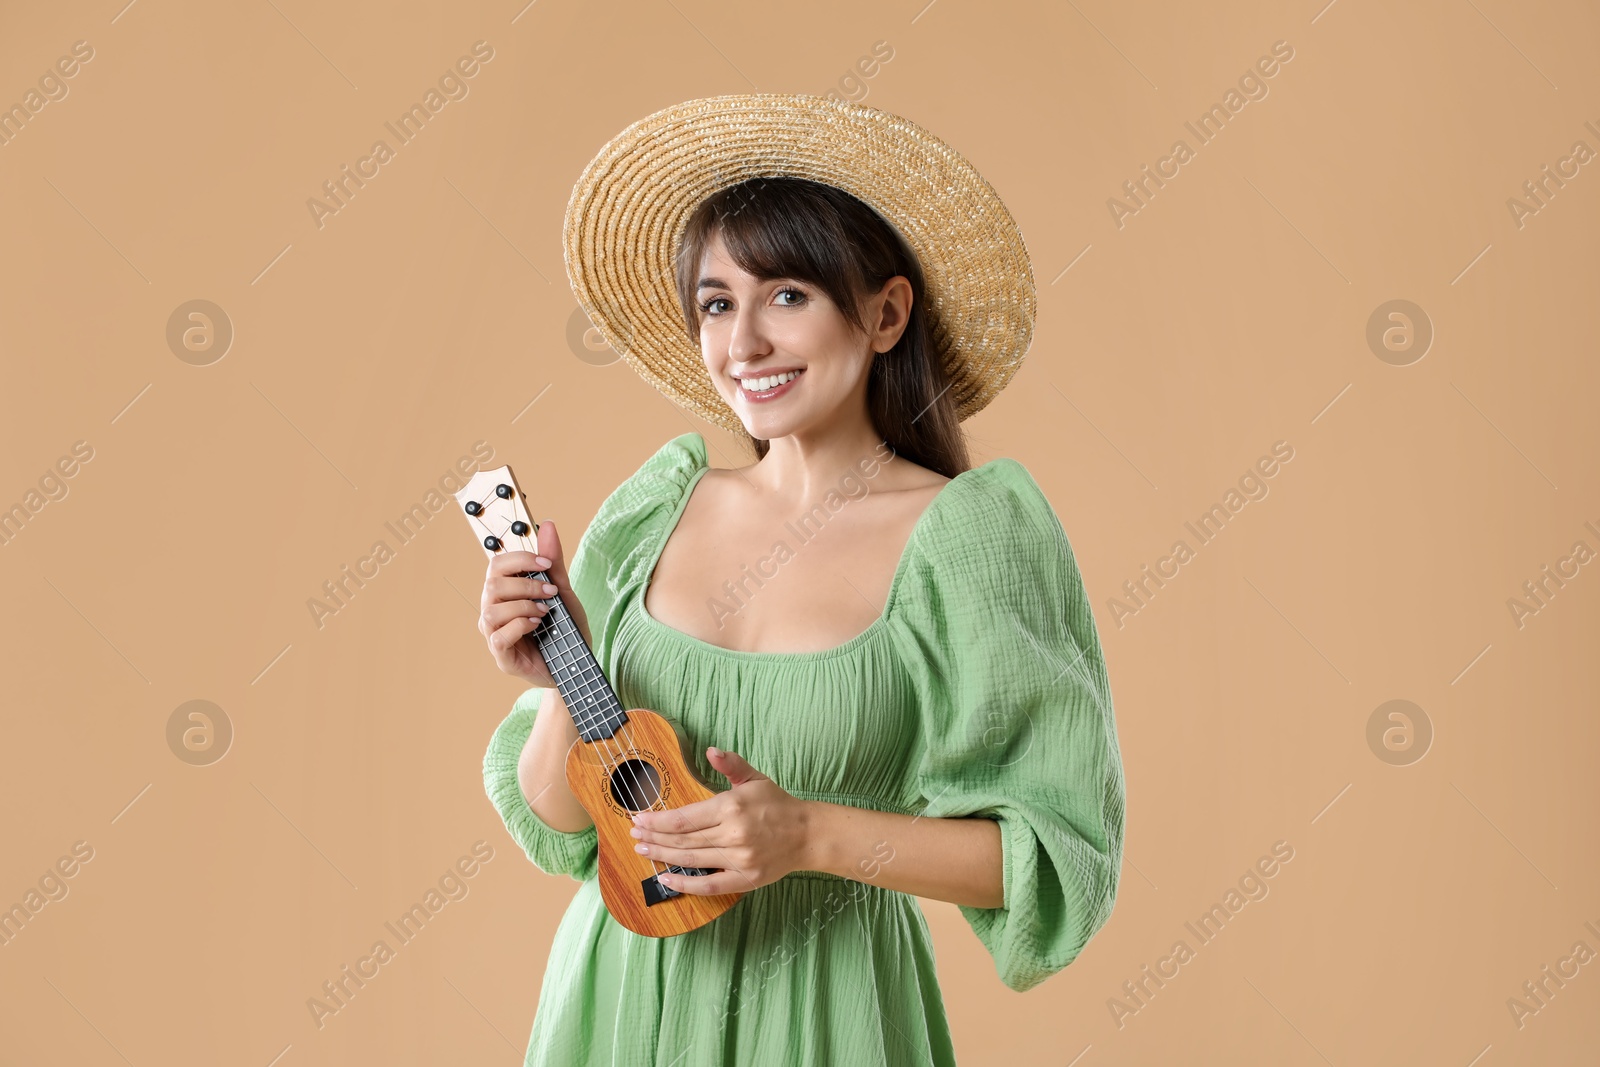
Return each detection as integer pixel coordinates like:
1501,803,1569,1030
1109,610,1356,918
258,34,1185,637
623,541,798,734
528,583,628,741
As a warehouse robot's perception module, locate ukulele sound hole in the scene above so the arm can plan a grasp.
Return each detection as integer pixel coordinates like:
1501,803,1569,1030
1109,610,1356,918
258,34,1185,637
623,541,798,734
608,759,663,812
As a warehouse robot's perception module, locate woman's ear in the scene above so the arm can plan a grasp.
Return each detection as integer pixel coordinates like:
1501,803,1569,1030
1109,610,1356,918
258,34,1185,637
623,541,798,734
868,275,914,354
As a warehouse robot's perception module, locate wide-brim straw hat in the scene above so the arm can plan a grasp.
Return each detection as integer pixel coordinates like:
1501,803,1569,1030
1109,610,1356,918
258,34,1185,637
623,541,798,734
562,93,1037,437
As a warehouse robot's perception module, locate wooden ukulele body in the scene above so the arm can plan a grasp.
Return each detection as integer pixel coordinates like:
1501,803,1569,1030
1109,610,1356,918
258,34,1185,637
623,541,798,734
565,707,744,937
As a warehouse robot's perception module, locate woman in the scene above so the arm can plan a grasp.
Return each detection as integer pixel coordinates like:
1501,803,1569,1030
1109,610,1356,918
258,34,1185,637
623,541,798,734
479,94,1125,1066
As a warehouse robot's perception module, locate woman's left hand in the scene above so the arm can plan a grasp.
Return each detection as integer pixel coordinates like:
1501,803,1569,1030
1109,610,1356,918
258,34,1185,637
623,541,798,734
629,747,814,896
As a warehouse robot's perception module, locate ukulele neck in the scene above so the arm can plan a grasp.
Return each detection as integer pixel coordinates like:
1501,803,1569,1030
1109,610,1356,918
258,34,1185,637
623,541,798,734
453,467,627,743
521,568,628,742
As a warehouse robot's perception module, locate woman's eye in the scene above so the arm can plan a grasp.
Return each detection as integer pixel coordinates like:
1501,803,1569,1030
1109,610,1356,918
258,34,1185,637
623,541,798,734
699,288,803,315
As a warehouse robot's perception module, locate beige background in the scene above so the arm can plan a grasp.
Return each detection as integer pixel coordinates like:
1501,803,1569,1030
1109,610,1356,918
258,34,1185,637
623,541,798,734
1,0,1596,1063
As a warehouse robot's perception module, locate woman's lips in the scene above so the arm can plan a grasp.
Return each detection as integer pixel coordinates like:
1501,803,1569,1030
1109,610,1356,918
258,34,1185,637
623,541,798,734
737,368,804,402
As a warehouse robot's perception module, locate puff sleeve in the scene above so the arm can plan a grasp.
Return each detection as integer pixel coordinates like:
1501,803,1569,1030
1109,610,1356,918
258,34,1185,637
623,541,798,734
483,686,600,881
481,433,707,882
890,459,1125,992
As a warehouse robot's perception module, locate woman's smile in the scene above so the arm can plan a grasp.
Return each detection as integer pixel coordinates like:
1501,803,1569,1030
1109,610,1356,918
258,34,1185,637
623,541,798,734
736,367,805,402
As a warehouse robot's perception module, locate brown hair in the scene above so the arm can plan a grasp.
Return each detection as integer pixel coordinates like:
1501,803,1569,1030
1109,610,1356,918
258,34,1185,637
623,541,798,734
673,177,970,477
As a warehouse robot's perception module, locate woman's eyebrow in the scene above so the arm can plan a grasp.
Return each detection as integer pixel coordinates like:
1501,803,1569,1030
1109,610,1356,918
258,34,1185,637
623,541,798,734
698,275,801,291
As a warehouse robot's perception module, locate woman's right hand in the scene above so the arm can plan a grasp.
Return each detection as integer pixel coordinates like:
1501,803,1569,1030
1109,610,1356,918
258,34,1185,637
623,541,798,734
478,519,591,688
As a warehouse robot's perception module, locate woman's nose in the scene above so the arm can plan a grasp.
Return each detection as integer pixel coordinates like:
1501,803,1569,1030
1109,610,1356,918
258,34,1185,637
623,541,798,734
727,306,772,363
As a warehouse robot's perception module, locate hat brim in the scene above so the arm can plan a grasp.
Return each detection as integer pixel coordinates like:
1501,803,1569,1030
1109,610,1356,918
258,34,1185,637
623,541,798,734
562,93,1037,436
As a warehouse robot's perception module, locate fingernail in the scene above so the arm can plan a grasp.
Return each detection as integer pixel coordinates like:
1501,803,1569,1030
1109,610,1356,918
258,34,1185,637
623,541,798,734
535,557,551,568
630,827,642,838
543,583,558,594
708,746,722,758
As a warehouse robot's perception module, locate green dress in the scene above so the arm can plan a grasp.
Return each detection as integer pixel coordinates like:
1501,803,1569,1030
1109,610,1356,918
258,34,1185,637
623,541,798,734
482,432,1125,1066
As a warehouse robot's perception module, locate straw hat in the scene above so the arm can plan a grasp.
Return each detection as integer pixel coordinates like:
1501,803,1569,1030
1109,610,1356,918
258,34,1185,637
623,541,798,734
562,93,1037,436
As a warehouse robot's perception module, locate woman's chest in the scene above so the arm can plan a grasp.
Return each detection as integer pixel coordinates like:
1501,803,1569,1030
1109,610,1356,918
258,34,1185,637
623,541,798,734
611,619,923,801
644,475,936,656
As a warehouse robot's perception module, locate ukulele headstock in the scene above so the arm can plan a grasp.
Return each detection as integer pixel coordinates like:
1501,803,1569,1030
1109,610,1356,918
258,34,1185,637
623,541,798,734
455,465,539,562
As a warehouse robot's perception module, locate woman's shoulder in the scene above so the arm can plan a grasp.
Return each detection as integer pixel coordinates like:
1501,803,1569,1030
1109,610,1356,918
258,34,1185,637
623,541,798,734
571,433,709,586
595,432,708,518
890,454,1107,699
915,455,1072,570
885,453,1095,631
632,431,710,488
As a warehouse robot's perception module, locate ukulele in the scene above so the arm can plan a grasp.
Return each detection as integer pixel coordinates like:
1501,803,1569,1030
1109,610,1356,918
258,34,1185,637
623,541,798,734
456,465,743,937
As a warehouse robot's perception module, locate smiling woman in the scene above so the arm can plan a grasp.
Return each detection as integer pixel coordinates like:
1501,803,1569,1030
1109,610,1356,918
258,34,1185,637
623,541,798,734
477,93,1125,1067
674,175,968,476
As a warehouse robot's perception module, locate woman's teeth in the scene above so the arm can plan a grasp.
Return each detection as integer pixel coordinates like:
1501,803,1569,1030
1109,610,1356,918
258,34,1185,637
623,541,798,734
741,369,801,392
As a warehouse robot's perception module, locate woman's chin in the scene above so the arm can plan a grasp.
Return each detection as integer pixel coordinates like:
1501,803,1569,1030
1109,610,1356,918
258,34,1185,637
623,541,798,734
739,416,783,439
733,402,790,438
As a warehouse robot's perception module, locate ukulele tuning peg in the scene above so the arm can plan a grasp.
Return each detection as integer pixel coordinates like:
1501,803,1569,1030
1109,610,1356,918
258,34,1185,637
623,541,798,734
495,484,513,499
483,535,502,551
511,520,529,536
464,500,483,516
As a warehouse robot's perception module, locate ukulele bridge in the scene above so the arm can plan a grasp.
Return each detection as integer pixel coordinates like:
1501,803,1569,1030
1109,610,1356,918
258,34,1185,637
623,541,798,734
642,865,714,906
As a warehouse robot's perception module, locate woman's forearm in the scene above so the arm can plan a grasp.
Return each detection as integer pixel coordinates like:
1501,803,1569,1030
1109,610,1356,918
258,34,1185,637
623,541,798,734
803,799,1004,909
517,686,594,833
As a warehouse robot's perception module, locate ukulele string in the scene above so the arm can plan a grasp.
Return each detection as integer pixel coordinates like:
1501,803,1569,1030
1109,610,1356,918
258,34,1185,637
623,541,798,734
471,500,667,878
510,521,669,879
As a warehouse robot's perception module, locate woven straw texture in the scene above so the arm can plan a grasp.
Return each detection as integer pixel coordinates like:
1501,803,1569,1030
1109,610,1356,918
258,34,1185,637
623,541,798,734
562,93,1038,435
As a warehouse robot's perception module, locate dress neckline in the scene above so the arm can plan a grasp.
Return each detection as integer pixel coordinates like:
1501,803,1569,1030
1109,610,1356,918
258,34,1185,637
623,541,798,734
635,434,988,661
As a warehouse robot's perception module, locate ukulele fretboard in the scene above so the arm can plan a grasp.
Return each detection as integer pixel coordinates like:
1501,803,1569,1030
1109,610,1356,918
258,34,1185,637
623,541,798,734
520,572,630,742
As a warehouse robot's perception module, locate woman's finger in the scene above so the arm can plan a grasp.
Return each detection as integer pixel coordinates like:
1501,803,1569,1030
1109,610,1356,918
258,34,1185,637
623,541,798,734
536,520,582,594
490,615,542,650
633,842,728,869
633,795,723,835
488,573,559,604
658,869,749,897
482,600,550,632
632,822,727,851
706,748,769,786
487,550,548,580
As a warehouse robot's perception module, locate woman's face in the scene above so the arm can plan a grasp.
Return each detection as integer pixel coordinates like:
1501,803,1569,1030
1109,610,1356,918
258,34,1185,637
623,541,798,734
693,232,908,442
